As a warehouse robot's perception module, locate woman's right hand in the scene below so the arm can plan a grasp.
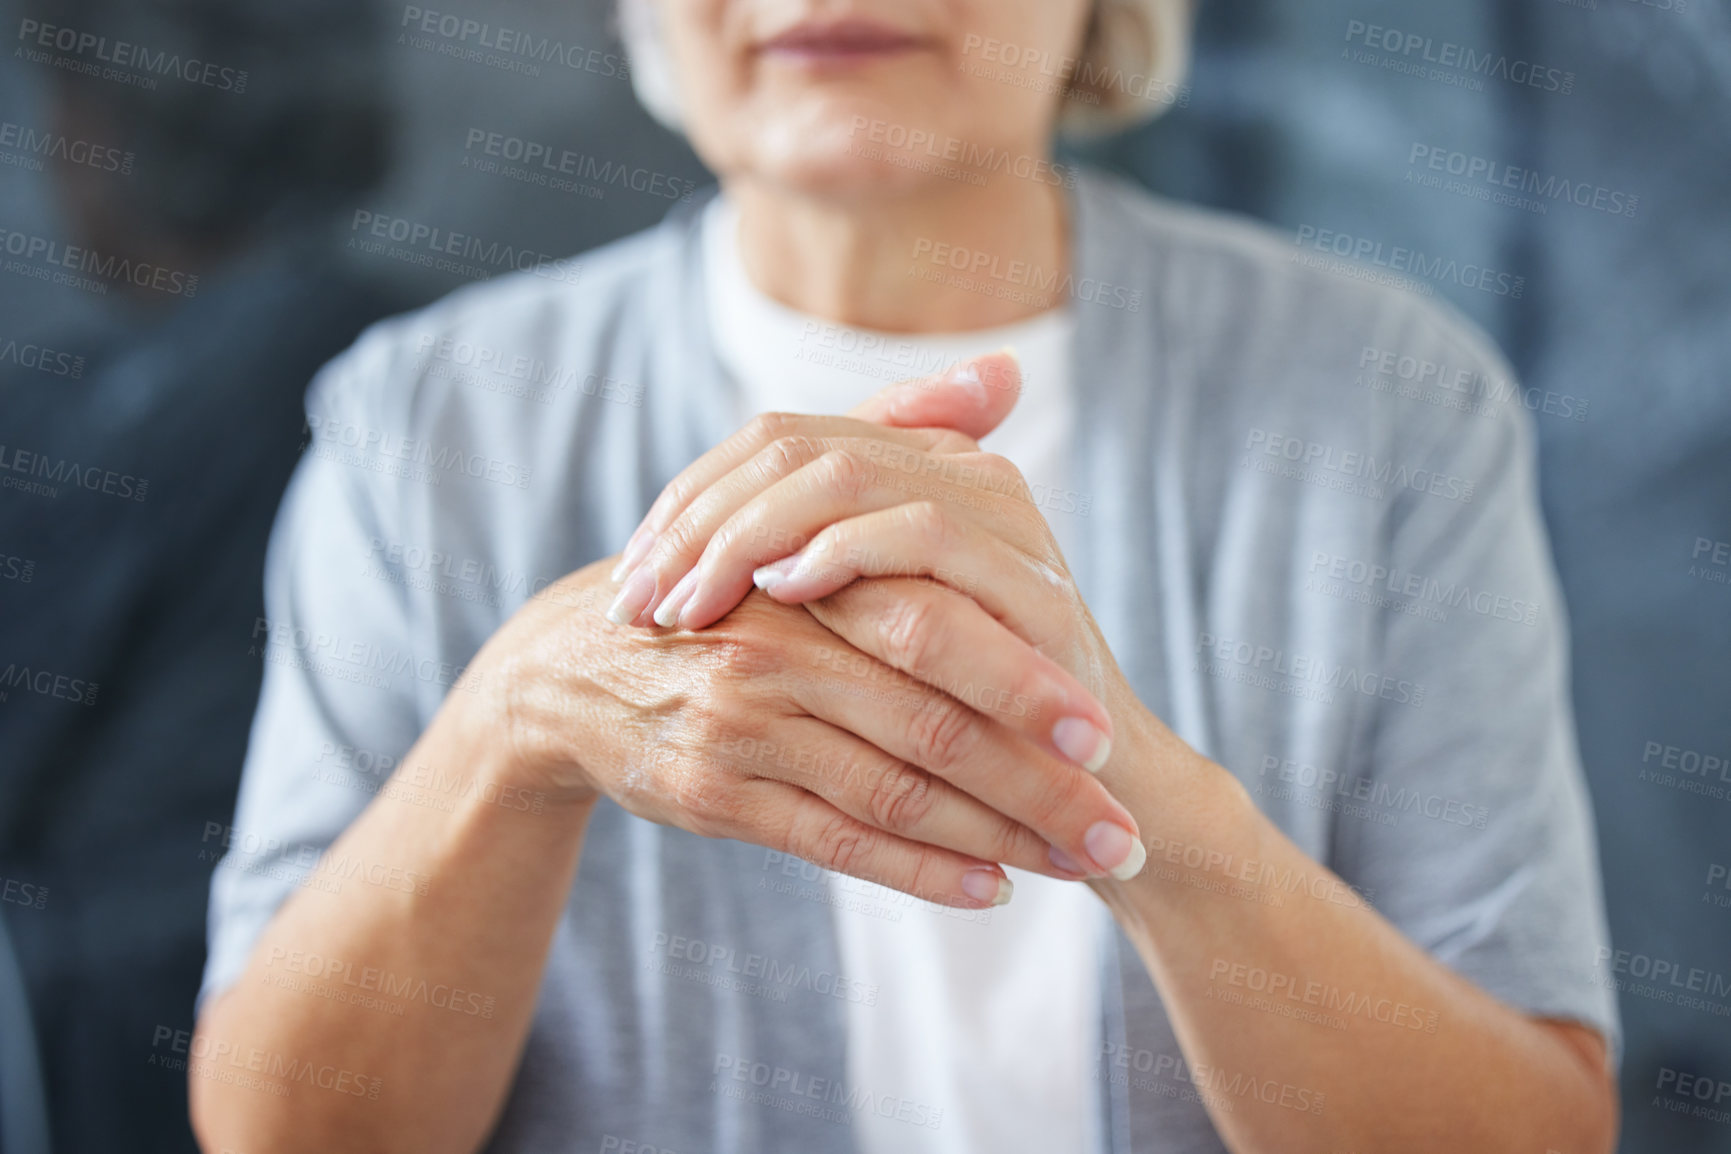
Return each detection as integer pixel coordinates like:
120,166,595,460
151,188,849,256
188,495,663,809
465,557,1142,908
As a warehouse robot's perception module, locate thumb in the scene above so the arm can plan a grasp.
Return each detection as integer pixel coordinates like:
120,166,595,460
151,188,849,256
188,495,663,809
847,349,1021,441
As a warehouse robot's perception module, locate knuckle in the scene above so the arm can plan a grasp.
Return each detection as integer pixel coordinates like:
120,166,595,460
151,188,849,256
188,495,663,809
863,761,936,835
879,596,945,674
666,759,730,836
904,696,979,776
706,511,757,559
899,501,956,551
747,412,799,445
761,435,821,478
684,693,734,747
707,633,782,682
807,811,876,877
805,522,848,564
653,514,706,569
964,451,1029,500
817,449,872,501
1002,658,1055,724
987,812,1043,865
929,430,980,455
1027,765,1091,832
655,478,693,517
618,745,675,809
976,451,1022,483
907,854,956,909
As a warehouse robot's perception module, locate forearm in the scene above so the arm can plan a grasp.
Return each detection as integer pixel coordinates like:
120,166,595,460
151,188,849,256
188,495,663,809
190,699,595,1154
1094,720,1614,1154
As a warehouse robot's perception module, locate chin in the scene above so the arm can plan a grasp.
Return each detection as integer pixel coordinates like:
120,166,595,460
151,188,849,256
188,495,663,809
743,89,952,201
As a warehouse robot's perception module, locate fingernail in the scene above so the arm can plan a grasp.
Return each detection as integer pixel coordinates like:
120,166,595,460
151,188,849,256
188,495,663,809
1052,717,1111,772
605,564,657,626
752,555,800,595
961,869,1013,907
1048,846,1091,877
612,526,655,582
655,569,701,628
1085,822,1146,881
943,359,989,403
986,345,1021,392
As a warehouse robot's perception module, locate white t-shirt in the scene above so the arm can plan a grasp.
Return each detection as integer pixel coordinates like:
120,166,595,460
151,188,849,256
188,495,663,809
703,195,1105,1154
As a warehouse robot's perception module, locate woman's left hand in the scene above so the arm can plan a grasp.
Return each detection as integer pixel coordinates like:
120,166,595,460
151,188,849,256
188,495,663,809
612,352,1622,1153
607,352,1206,879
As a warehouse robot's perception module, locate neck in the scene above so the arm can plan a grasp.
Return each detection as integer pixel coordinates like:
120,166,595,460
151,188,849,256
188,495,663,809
727,172,1070,333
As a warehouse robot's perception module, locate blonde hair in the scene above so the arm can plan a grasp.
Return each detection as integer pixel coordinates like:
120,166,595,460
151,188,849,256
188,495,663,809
616,0,1193,138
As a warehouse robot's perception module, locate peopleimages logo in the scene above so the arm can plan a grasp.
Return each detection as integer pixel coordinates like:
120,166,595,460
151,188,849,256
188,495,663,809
848,117,1079,189
0,442,148,502
250,615,477,693
1259,755,1492,829
1195,631,1426,708
1407,144,1639,218
1243,428,1476,503
1294,226,1524,299
263,946,496,1019
462,129,697,202
348,210,583,286
303,409,535,490
1307,548,1541,627
1357,345,1589,423
0,663,99,706
0,121,133,174
648,931,879,1006
0,224,198,297
149,1025,383,1100
398,7,629,81
0,337,84,378
1593,947,1731,1015
957,32,1189,108
908,237,1141,312
1343,20,1574,94
711,1054,944,1130
16,19,248,92
1653,1067,1731,1127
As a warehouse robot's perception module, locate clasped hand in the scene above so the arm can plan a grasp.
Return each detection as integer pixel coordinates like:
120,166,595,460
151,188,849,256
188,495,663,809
486,353,1157,911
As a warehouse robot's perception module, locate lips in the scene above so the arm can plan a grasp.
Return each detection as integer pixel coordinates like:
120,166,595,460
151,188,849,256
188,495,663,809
757,18,926,61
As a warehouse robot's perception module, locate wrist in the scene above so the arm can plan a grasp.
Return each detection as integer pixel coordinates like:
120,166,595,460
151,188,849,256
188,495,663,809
1091,711,1259,939
437,630,602,813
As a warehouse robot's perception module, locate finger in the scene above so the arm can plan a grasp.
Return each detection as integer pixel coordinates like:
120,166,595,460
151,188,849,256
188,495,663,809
846,350,1023,441
722,776,1016,908
612,350,1014,584
721,500,1072,653
610,413,966,585
743,716,1062,877
643,436,951,627
651,445,1041,630
802,575,1111,770
789,607,1143,880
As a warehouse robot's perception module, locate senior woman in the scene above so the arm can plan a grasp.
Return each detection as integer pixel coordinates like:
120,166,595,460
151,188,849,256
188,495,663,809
191,0,1620,1151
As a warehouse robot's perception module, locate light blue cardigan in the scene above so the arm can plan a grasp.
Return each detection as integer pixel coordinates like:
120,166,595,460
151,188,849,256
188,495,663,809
203,170,1617,1152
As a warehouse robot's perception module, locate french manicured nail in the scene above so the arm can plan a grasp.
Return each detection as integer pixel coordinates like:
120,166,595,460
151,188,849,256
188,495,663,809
1085,822,1146,881
943,358,989,404
654,569,700,628
611,526,655,582
961,869,1014,907
1048,846,1091,877
752,556,801,595
1052,717,1111,772
605,565,656,626
984,345,1021,392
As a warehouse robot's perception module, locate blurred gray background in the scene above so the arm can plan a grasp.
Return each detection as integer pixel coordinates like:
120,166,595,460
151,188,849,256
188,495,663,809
0,1,1726,1151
